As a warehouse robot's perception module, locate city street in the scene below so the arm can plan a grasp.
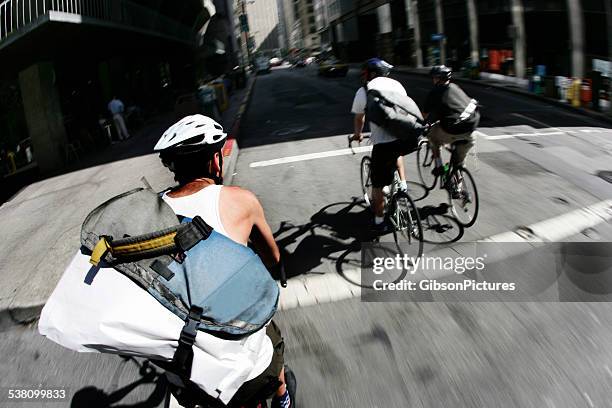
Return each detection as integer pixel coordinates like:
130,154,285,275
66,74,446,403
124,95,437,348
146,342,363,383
1,64,612,407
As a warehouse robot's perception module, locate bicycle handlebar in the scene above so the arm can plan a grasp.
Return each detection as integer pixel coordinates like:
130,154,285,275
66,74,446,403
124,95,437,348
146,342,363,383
348,134,370,154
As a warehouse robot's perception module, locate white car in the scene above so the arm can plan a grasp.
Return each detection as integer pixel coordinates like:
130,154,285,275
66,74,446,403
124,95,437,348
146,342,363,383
269,57,282,67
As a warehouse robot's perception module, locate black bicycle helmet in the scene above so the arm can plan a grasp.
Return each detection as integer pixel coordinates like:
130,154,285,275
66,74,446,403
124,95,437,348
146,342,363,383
362,58,393,77
430,65,452,81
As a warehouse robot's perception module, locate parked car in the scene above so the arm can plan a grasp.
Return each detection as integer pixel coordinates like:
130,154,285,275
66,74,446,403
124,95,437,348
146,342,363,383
254,57,271,74
269,57,282,67
294,59,307,68
318,58,349,77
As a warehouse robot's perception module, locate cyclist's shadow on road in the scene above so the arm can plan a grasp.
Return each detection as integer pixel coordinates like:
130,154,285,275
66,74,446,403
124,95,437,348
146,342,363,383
274,196,464,280
70,358,167,408
274,197,376,279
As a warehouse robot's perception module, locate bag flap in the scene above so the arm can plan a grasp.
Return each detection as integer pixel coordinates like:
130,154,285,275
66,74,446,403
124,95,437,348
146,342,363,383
81,187,181,254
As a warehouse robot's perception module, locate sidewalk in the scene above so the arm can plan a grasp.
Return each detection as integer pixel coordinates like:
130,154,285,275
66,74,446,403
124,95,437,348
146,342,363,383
394,66,612,125
0,76,257,328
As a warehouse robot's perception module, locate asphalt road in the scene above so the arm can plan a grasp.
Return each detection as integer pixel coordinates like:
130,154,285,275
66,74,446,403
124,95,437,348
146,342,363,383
1,65,612,408
235,65,612,407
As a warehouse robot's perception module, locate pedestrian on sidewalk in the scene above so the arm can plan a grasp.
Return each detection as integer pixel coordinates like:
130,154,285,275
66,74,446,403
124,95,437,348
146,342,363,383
107,96,131,141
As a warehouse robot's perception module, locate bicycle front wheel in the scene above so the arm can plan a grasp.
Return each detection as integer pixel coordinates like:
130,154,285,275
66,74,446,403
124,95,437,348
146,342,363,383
417,140,437,190
361,155,373,208
448,167,479,228
390,191,424,258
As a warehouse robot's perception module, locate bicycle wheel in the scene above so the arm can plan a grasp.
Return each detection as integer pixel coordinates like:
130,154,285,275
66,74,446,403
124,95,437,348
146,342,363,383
360,156,373,207
390,191,424,258
417,140,437,190
447,167,479,228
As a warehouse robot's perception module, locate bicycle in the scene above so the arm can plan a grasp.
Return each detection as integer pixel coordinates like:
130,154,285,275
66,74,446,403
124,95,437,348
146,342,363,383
350,135,424,257
416,127,479,228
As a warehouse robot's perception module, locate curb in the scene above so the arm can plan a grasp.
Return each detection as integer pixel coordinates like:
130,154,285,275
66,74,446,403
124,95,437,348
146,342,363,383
223,76,257,186
394,68,612,125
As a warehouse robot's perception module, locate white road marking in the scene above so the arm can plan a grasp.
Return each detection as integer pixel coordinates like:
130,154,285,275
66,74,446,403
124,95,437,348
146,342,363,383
583,392,594,408
483,131,564,140
512,112,563,131
250,138,372,168
278,199,612,310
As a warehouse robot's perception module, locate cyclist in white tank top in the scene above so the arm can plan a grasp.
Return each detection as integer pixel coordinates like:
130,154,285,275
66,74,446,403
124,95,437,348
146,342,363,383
154,115,294,408
162,184,234,243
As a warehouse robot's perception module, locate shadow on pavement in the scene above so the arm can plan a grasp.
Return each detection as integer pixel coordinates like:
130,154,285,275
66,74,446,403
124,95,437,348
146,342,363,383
71,358,167,408
274,197,464,283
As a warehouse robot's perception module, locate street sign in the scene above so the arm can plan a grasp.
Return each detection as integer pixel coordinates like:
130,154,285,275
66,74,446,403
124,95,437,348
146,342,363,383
431,33,445,41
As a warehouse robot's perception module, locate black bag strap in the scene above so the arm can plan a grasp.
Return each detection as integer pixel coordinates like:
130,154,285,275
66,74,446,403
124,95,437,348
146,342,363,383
88,216,213,266
174,216,213,252
172,305,204,378
367,89,426,126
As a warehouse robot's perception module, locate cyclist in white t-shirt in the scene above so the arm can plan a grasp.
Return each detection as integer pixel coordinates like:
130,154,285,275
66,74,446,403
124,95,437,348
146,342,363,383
350,58,418,233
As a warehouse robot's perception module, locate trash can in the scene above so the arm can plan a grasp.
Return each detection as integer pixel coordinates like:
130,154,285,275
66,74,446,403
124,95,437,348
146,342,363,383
591,71,602,112
571,79,582,107
580,79,592,108
543,76,556,98
531,75,543,95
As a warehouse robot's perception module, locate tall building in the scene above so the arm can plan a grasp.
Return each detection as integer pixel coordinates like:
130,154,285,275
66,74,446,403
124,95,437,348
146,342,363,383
297,0,320,51
243,0,283,54
314,0,331,50
327,0,611,79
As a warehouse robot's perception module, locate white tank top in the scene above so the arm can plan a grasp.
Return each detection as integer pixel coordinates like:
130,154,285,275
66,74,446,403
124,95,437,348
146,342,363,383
161,185,235,243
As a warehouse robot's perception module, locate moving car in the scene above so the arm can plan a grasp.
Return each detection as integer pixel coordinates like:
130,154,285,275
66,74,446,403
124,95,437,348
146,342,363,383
254,57,271,74
318,58,349,77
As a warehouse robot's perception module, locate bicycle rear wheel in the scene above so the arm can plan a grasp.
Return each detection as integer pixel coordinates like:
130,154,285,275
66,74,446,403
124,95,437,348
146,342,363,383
390,191,424,258
361,155,373,207
447,167,479,228
417,140,437,190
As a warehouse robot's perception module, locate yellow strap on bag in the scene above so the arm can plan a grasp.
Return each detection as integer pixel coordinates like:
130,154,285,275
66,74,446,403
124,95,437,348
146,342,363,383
89,231,178,266
90,237,111,266
111,232,177,256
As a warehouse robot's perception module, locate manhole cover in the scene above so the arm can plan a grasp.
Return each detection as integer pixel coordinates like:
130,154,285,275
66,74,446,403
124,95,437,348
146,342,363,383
597,171,612,184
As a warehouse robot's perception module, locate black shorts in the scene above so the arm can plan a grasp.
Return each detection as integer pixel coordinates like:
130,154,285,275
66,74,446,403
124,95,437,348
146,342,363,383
227,320,285,406
371,138,418,188
168,321,285,408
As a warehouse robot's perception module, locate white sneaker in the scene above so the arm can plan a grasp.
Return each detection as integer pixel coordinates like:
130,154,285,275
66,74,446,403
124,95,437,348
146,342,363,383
382,185,391,195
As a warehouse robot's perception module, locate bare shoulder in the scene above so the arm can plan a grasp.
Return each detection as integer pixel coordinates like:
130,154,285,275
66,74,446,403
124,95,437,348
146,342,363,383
220,186,262,214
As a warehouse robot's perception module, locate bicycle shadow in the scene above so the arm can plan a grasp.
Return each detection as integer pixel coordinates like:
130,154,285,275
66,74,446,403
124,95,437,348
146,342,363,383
274,197,464,284
70,357,167,408
274,197,374,279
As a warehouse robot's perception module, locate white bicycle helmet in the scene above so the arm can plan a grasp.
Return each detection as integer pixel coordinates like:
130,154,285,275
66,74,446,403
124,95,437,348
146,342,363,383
154,114,227,153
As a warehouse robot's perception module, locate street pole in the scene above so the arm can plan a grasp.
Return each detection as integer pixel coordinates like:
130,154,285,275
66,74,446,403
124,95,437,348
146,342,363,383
408,0,423,68
466,0,479,66
605,0,612,114
566,0,584,78
434,0,445,65
510,0,526,78
240,0,252,63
